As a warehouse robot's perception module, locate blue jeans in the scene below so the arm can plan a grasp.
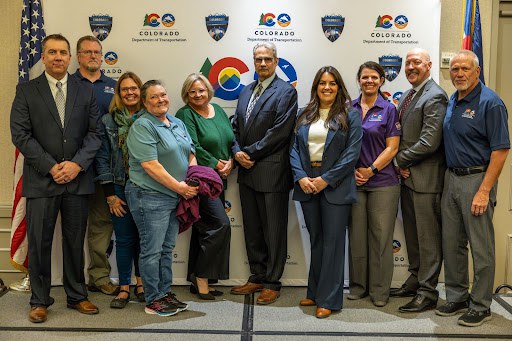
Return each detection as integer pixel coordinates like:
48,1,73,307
125,181,179,304
111,184,140,286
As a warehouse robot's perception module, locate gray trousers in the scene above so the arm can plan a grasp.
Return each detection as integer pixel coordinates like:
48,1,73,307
349,185,400,302
441,170,496,311
400,186,442,300
87,182,114,286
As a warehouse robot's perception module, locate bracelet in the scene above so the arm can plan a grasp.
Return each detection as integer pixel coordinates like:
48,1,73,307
106,197,117,206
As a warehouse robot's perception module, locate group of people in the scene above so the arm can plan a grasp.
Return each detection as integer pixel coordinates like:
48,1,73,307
9,31,508,329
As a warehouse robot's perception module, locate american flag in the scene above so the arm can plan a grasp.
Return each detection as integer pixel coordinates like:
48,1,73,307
462,0,484,84
10,0,46,272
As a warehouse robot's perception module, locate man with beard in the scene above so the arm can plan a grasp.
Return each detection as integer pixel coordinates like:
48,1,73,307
436,50,509,327
392,48,448,313
74,35,118,296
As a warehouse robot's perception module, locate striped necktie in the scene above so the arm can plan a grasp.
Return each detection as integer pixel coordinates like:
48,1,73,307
399,89,416,120
245,83,263,122
55,81,66,127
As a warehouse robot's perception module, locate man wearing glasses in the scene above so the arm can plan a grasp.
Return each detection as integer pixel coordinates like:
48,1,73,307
231,42,298,304
73,35,118,296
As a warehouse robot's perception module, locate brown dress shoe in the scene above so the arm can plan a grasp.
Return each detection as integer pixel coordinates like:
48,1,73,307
299,298,316,306
67,300,99,314
316,307,332,318
256,289,280,305
88,282,119,295
28,306,47,323
230,282,264,295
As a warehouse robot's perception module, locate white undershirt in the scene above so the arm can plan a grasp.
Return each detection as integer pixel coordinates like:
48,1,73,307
308,109,329,161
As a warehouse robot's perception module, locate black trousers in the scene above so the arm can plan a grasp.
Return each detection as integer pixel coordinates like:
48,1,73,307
238,184,289,291
26,193,89,307
187,194,231,280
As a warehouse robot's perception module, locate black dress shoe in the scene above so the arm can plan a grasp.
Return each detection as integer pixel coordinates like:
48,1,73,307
399,294,437,313
390,284,417,297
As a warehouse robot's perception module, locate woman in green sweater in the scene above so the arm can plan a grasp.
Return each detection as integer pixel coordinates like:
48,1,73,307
176,73,233,300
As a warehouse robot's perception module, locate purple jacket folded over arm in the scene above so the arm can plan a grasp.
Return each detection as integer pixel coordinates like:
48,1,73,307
176,165,223,233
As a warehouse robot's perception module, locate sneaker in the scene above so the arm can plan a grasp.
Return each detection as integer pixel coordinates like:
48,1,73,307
145,298,179,316
164,292,189,312
458,308,492,327
435,301,469,316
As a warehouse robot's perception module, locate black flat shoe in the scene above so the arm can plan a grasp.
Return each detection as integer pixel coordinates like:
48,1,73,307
134,285,145,302
190,275,215,300
189,284,223,297
110,290,130,309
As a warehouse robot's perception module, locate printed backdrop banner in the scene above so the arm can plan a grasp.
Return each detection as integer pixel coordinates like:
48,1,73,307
41,0,441,286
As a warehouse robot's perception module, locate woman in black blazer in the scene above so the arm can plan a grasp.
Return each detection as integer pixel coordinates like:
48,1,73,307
290,66,362,318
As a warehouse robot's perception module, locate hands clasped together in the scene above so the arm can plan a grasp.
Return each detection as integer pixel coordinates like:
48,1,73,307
299,177,328,195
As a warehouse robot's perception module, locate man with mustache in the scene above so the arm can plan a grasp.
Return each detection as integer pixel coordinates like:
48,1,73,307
73,35,118,296
392,48,448,313
231,42,298,304
436,50,509,327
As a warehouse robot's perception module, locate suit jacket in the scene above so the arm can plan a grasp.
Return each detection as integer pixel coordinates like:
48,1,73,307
10,72,102,198
290,109,362,205
232,76,298,192
395,78,448,193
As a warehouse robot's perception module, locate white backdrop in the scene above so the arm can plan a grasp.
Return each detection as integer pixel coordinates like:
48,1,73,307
41,0,441,286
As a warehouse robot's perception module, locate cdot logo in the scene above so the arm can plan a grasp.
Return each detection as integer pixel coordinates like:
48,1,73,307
393,239,401,253
144,13,175,27
200,57,250,101
104,51,118,65
375,14,408,29
259,13,291,27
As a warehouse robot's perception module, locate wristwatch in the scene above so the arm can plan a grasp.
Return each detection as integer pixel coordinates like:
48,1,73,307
370,163,379,175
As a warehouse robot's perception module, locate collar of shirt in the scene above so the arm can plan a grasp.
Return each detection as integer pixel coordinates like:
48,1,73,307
254,73,276,94
74,69,108,84
352,93,386,110
452,81,482,105
45,71,68,99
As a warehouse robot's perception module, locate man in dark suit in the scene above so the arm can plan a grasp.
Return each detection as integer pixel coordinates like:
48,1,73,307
392,48,448,313
10,34,102,323
230,42,298,304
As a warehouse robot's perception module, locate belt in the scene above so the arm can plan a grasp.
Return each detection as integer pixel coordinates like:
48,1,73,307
449,165,488,176
310,161,322,167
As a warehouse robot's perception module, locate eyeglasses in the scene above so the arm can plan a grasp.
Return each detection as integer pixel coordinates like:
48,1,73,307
188,89,207,96
79,50,102,56
120,86,139,93
254,57,274,64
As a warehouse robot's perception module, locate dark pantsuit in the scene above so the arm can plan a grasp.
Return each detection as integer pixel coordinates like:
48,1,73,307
239,183,288,291
27,193,89,307
301,191,350,311
400,186,442,300
188,194,231,281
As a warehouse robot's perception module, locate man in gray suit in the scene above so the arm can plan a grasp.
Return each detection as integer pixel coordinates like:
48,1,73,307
391,48,448,313
230,42,298,304
10,34,102,323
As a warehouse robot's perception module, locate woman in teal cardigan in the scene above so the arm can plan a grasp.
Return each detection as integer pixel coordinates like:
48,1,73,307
176,73,233,300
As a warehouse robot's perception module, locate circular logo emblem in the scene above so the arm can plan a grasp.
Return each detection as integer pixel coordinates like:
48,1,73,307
146,13,160,27
393,240,401,253
104,51,118,65
161,13,175,27
277,13,291,27
208,57,249,101
394,15,408,29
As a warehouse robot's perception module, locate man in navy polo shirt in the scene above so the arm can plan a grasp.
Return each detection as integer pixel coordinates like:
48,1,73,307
436,50,509,327
73,35,118,296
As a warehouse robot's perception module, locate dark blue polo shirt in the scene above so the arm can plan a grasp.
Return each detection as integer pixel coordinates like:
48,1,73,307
443,82,509,168
73,70,116,116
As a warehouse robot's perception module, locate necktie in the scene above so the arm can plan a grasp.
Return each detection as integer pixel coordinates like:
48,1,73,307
245,83,263,122
399,89,416,120
55,81,66,127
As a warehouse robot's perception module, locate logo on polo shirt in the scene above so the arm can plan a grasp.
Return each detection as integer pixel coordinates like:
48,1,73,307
368,112,383,122
461,108,476,119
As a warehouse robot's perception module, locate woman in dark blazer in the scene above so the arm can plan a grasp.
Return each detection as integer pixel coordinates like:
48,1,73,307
290,66,362,318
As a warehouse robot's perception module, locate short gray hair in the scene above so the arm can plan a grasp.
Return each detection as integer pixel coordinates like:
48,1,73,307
450,50,480,68
253,42,278,59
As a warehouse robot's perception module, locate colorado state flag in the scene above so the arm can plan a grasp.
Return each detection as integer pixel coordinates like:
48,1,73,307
462,0,484,84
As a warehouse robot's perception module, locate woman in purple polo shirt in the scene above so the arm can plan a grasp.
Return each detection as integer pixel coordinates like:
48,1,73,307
348,61,401,307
